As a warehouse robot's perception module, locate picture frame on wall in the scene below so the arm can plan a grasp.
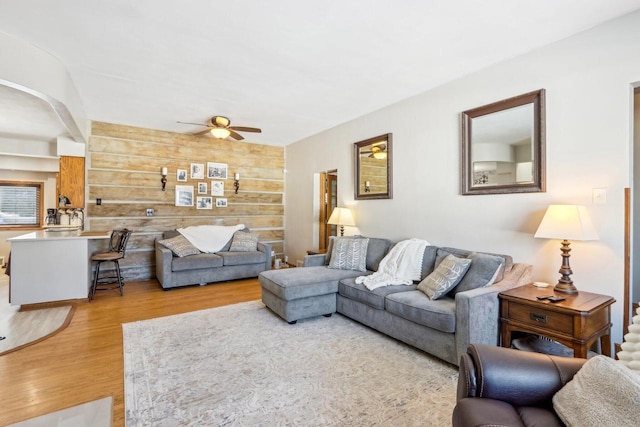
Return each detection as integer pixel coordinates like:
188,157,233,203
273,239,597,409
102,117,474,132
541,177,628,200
207,162,228,179
211,181,224,196
215,198,228,208
175,185,194,206
191,163,205,179
196,196,213,209
198,182,207,194
177,169,188,182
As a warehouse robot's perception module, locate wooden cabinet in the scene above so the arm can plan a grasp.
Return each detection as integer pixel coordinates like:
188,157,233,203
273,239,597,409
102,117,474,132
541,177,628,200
58,156,85,208
499,285,614,358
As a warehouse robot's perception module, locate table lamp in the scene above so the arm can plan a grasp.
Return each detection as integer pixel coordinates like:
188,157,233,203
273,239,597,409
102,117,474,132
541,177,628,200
327,207,355,236
534,204,598,294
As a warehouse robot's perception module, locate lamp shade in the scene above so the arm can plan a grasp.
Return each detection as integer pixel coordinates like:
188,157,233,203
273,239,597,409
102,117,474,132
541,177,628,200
327,207,355,226
534,205,598,241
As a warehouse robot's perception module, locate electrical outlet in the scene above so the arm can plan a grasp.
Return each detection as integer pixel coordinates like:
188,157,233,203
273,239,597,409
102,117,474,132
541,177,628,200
146,208,154,217
96,198,102,205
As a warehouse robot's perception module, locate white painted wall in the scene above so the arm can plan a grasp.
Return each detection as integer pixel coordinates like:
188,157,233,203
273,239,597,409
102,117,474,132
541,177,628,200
285,10,640,345
0,31,88,141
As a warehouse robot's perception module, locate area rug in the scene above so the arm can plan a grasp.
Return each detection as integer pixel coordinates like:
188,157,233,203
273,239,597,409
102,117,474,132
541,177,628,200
123,301,458,426
0,305,75,356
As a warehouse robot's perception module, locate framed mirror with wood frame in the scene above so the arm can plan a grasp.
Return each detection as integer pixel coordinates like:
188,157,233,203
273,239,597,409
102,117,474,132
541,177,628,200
354,133,393,200
461,89,546,195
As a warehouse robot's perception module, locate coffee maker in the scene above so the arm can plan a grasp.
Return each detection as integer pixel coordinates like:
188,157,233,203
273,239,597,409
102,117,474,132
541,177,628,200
45,208,57,225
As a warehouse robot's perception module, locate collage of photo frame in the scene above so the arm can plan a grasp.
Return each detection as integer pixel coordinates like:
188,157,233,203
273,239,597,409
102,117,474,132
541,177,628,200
173,162,229,208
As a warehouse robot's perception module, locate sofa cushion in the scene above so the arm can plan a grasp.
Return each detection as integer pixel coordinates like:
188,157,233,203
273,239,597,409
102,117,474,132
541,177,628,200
440,247,513,280
385,290,456,333
338,277,417,310
260,266,366,300
364,237,393,271
163,230,180,239
158,234,201,257
171,253,223,271
229,231,259,252
448,252,505,297
419,245,438,280
217,251,266,266
417,254,472,300
326,236,392,271
328,237,369,271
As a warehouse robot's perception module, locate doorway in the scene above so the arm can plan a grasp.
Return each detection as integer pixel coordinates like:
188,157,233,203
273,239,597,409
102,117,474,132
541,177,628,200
318,170,338,252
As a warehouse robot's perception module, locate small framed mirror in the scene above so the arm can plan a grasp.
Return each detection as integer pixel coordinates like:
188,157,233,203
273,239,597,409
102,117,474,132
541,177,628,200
354,133,393,200
461,89,545,195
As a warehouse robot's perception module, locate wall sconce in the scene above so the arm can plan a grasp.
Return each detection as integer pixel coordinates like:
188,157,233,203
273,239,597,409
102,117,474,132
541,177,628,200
161,167,168,191
234,173,240,194
365,180,371,193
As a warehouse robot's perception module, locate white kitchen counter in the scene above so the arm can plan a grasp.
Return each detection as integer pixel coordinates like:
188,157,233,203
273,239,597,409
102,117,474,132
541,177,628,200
8,229,111,305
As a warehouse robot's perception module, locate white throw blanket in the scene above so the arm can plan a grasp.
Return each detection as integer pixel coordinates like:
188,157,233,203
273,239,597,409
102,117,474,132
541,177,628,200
177,224,245,253
356,238,430,290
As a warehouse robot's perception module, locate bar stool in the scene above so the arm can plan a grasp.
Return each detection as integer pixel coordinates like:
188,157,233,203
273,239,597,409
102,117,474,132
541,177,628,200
90,229,132,301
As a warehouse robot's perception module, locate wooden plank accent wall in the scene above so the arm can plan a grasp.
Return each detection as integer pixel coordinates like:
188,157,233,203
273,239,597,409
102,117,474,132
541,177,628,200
86,122,285,281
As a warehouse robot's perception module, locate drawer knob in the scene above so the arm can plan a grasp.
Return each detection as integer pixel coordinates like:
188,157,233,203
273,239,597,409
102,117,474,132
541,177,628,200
530,312,547,323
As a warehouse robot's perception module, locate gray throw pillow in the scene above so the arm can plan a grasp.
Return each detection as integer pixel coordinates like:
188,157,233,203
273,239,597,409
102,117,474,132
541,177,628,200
158,235,200,257
325,235,360,266
447,252,505,297
229,231,259,252
328,237,369,272
417,254,472,300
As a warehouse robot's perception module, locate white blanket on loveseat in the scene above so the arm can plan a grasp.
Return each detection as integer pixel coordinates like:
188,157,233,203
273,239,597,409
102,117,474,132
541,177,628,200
355,238,429,290
178,224,245,253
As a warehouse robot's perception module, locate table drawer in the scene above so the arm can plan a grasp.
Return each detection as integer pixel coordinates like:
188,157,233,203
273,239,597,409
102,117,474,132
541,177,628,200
507,303,573,334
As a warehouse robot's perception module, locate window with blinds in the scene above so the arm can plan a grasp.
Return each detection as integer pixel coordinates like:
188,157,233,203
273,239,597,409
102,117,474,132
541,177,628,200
0,181,43,227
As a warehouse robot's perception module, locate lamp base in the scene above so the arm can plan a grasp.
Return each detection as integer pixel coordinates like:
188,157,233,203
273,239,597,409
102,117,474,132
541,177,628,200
553,282,578,295
554,239,578,294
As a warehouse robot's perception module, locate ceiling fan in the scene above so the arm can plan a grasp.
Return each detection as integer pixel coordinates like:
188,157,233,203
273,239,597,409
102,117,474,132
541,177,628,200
178,116,262,140
361,144,387,159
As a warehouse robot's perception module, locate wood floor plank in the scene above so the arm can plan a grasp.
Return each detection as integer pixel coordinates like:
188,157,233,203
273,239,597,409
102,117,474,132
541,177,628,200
0,278,262,426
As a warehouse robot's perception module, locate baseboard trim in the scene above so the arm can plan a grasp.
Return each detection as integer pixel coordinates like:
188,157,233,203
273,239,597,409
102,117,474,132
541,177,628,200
21,298,87,311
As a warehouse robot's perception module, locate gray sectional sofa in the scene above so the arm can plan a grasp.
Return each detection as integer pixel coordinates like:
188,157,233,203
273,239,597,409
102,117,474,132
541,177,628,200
259,236,532,366
156,229,271,289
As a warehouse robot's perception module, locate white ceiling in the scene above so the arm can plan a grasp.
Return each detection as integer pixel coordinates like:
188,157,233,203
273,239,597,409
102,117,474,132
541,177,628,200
2,0,640,146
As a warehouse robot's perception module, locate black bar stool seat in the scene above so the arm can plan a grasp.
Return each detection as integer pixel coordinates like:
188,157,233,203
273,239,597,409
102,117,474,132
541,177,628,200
90,229,132,301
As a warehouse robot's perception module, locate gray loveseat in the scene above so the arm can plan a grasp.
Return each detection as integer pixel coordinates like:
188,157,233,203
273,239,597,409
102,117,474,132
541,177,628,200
156,229,271,289
259,236,532,365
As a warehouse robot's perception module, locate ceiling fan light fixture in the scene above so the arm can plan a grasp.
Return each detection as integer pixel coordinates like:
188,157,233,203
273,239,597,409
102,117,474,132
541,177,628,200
373,151,387,159
210,128,231,139
212,116,230,127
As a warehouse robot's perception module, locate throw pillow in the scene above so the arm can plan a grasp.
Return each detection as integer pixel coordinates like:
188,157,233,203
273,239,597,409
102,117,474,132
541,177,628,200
158,235,201,257
417,254,472,300
447,252,505,297
325,235,362,266
552,355,640,427
229,231,259,252
328,237,369,272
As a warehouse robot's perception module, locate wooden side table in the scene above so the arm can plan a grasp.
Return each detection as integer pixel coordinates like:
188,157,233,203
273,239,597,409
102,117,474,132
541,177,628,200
499,285,615,358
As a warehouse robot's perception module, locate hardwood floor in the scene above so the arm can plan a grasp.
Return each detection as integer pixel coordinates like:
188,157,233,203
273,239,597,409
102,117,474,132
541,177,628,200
0,278,262,426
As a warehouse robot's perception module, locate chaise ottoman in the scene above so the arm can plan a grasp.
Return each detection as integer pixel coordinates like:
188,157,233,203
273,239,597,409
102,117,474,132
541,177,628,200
259,266,366,324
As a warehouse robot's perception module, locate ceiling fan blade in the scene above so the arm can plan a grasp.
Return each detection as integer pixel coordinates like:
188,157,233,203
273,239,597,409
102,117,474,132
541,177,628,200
229,126,262,133
228,129,245,140
177,120,210,127
193,129,212,136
